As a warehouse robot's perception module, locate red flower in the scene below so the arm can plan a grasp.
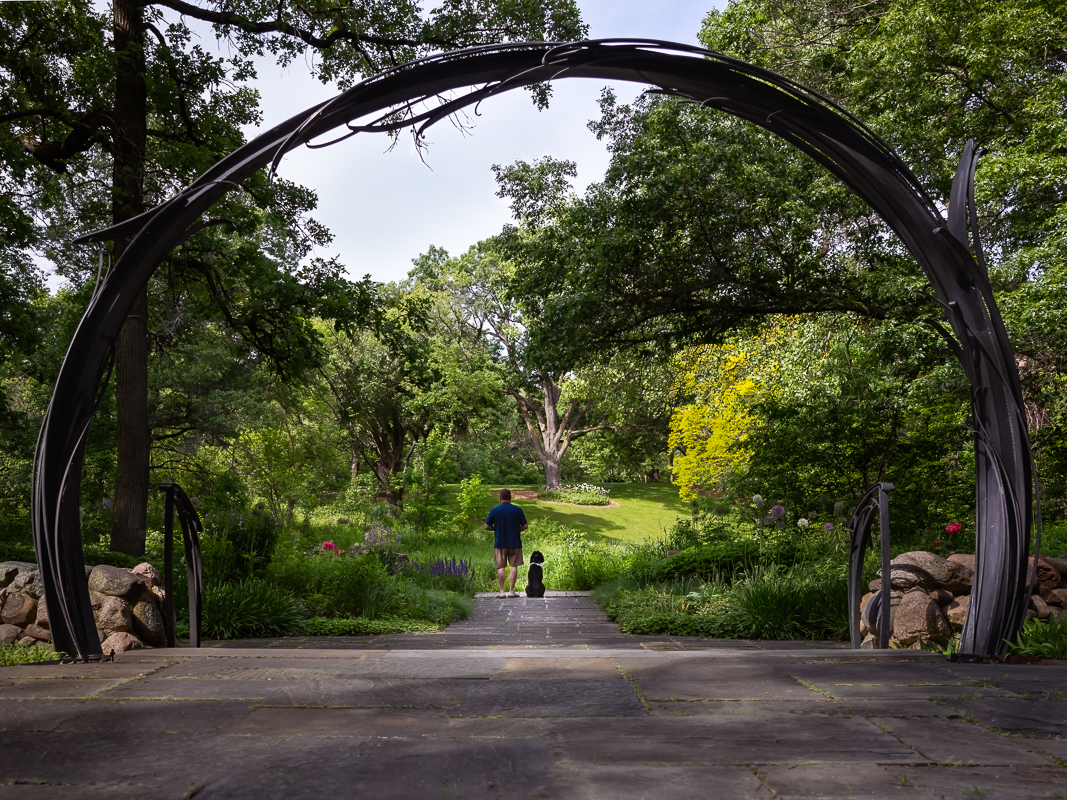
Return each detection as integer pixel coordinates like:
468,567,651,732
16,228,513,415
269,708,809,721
944,522,962,536
322,541,336,551
933,539,943,547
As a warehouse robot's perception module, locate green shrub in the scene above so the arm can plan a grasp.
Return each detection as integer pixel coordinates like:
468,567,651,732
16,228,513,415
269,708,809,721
723,566,848,640
1006,615,1067,659
267,551,398,619
538,484,611,506
200,505,281,582
201,580,306,639
301,616,441,635
553,534,628,590
452,475,487,532
0,642,61,665
617,612,726,637
396,586,473,625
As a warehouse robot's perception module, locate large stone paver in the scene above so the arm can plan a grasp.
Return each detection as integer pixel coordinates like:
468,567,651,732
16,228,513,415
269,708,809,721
1,595,1064,797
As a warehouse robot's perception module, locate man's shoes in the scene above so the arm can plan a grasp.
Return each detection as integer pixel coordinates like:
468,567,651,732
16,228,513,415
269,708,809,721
508,592,519,598
498,593,506,598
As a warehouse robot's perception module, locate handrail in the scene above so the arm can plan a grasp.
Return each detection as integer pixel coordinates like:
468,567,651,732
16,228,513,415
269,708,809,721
159,483,204,647
847,483,894,649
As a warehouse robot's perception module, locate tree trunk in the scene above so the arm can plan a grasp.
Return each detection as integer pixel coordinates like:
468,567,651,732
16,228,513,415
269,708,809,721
543,455,562,491
512,378,599,490
109,0,149,556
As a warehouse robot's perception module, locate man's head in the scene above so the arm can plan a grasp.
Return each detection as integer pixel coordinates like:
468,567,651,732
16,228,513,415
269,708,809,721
499,489,512,502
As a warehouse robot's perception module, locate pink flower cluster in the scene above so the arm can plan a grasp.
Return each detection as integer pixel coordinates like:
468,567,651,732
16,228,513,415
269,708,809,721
322,541,336,551
944,522,962,537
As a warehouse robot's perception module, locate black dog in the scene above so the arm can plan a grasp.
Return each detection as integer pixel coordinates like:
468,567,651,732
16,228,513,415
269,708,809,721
525,550,546,598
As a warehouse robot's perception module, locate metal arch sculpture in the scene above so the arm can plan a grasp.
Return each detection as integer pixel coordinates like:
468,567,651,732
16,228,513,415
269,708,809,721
33,39,1036,660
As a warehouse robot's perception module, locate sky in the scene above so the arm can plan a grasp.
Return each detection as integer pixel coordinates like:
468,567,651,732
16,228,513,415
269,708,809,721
242,0,727,284
41,1,726,290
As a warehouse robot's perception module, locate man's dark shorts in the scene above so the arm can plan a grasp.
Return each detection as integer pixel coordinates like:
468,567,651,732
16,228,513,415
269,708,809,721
494,548,524,569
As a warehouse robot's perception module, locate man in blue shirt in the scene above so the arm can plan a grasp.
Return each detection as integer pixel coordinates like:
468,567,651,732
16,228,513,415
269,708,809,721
484,489,528,598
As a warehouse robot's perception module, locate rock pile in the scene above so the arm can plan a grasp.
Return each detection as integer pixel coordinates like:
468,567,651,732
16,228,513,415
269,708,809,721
860,551,1067,648
0,561,167,655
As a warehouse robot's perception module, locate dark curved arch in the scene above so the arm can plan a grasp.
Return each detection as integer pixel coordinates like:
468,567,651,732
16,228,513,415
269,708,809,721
34,39,1034,660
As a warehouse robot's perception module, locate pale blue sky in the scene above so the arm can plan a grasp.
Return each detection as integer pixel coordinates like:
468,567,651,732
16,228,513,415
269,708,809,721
248,0,728,283
44,1,727,289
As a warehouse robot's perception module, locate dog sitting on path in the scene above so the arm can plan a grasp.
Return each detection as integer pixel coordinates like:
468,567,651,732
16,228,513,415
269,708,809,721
525,550,546,598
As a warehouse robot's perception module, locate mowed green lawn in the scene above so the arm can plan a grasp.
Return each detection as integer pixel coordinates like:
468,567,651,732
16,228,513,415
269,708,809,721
480,483,688,543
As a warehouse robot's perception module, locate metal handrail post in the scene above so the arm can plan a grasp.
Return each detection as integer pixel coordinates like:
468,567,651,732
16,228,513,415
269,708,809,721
878,483,895,649
161,484,177,647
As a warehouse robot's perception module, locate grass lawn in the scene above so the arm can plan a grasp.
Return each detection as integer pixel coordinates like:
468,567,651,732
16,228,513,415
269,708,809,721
479,482,688,544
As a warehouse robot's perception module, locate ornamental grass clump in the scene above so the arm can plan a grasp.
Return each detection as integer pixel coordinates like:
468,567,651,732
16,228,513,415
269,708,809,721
1006,615,1067,659
0,642,60,665
201,580,306,639
723,566,849,641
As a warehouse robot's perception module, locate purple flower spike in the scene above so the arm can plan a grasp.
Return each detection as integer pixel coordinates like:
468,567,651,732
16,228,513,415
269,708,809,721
770,504,785,520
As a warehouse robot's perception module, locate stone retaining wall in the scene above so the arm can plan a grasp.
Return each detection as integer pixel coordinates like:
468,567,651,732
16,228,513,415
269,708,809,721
861,551,1067,647
0,561,166,655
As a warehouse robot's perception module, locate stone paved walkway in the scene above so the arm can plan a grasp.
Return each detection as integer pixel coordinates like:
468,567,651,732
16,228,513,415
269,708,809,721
1,595,1065,798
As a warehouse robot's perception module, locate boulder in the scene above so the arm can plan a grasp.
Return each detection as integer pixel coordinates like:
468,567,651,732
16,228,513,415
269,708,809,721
10,566,44,598
882,551,973,594
23,624,50,642
35,598,48,629
18,636,39,647
149,585,166,604
1028,557,1062,593
131,562,161,587
131,596,166,647
930,588,954,606
88,590,109,610
868,579,882,593
1030,594,1051,620
860,634,876,649
1040,584,1063,606
1048,588,1067,607
88,565,145,600
945,595,970,631
1044,556,1067,577
1050,606,1067,621
0,623,21,644
862,589,902,638
1025,609,1037,622
891,589,952,646
95,595,133,636
858,592,874,637
0,561,31,588
947,553,977,572
1,593,37,627
100,631,144,655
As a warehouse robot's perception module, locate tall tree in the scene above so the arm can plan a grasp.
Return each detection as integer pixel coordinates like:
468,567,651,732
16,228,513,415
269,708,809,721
319,289,498,509
504,92,912,368
699,0,1067,513
1,0,586,553
414,237,617,489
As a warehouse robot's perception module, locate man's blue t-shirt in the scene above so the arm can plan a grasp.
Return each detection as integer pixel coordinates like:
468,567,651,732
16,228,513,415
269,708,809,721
486,502,527,549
